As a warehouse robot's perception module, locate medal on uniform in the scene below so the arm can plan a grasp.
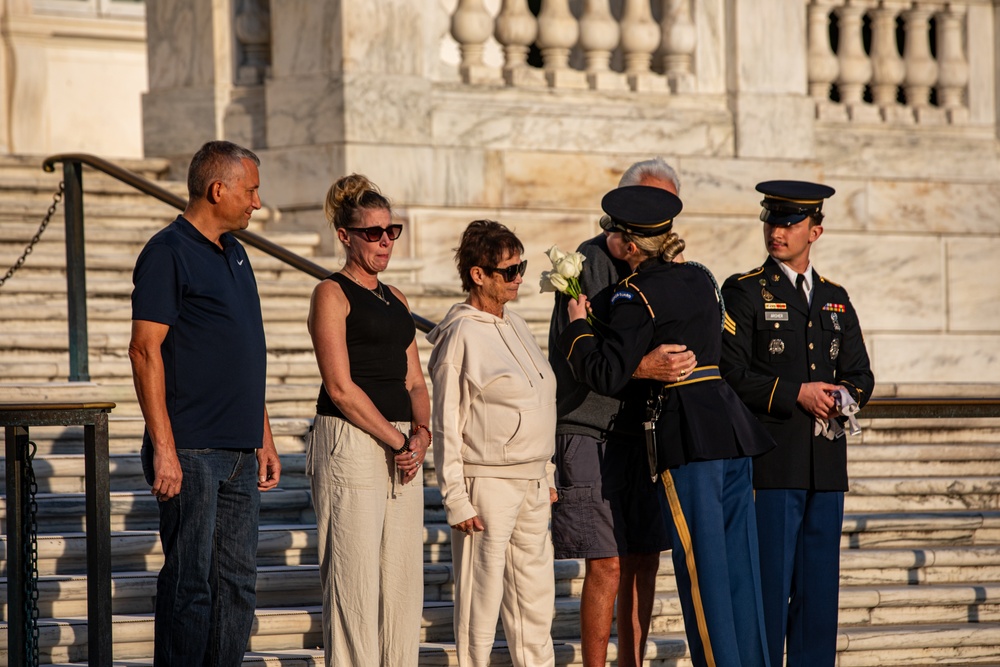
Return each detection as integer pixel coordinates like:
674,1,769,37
769,339,785,355
831,312,841,331
761,288,774,302
830,338,841,360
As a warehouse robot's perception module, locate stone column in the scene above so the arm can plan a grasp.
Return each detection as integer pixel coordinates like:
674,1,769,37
727,0,814,159
261,0,436,238
142,0,237,171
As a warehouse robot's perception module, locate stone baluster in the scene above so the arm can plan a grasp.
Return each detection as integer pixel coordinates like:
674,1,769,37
902,3,940,122
659,0,696,93
234,0,271,86
936,3,969,123
835,1,878,121
807,0,842,119
451,0,496,83
620,0,664,91
869,1,907,122
537,0,586,88
578,0,624,89
495,0,543,86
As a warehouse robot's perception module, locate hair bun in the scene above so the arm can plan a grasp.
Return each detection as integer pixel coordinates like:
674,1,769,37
324,173,390,227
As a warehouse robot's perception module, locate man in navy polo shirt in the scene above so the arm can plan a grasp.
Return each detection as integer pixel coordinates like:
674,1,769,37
129,140,281,667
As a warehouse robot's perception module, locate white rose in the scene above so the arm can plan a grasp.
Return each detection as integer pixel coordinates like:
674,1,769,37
545,245,566,264
539,271,557,293
548,272,570,293
554,257,577,279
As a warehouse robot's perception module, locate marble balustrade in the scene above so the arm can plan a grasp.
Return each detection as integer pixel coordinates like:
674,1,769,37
448,0,697,92
808,0,981,125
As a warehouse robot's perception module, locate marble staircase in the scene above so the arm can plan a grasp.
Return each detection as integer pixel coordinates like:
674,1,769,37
2,157,1000,665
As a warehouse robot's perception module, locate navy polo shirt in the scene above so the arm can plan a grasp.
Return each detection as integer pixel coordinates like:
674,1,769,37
132,216,266,449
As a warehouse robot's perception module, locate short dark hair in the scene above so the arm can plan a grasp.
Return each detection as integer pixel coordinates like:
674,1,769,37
187,141,260,200
455,220,524,293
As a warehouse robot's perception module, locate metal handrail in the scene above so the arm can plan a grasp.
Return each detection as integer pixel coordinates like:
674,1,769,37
42,153,435,381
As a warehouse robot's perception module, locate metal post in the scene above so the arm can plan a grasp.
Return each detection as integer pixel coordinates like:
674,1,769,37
63,161,90,382
4,424,28,667
84,412,113,666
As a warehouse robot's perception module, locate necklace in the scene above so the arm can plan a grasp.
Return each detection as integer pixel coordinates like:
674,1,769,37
343,269,389,305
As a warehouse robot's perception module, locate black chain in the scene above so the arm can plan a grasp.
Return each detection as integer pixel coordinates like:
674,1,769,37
0,182,64,288
21,438,41,667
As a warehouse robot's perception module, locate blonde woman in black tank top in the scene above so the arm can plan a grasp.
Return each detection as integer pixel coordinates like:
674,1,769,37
305,174,429,667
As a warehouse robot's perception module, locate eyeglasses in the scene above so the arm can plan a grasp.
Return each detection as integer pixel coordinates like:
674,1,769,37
346,224,403,242
481,260,527,282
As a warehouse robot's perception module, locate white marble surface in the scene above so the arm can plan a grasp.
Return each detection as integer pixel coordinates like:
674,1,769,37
871,334,1000,384
947,238,1000,332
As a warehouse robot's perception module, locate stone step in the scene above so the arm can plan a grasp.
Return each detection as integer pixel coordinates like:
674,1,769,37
0,417,311,456
0,488,313,532
3,512,998,581
20,622,1000,667
844,477,1000,512
842,511,1000,548
0,358,323,385
4,556,1000,630
0,383,323,418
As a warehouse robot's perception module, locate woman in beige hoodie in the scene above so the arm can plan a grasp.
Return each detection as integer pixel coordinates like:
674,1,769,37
428,220,558,667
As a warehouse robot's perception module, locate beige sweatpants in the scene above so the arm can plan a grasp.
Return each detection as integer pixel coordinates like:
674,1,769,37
452,475,556,667
307,415,424,667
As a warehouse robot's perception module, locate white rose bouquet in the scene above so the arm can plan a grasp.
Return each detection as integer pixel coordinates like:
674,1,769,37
539,245,586,299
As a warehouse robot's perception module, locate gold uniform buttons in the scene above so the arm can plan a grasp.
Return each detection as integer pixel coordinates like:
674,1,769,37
774,323,780,329
808,321,813,328
809,343,814,350
810,363,816,370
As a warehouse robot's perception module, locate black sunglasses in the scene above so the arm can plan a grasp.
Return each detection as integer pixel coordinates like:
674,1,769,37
346,224,403,242
481,259,527,282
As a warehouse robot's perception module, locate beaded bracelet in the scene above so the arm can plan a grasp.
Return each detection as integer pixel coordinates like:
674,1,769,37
390,432,411,456
412,423,432,445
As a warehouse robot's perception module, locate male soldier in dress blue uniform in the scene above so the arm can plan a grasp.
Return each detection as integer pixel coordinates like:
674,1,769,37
720,181,875,667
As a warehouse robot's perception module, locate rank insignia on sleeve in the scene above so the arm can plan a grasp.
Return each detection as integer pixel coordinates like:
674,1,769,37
723,312,737,336
822,303,846,312
764,302,787,310
610,290,635,305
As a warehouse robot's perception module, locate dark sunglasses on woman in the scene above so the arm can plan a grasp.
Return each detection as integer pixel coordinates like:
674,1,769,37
346,224,403,242
481,259,527,282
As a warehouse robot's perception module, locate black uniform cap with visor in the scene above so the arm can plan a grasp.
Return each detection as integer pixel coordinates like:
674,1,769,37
756,180,836,226
599,185,683,237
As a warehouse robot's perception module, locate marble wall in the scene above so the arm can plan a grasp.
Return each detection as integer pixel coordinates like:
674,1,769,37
0,8,148,157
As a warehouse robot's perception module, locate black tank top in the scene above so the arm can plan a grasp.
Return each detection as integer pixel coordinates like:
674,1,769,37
315,273,415,422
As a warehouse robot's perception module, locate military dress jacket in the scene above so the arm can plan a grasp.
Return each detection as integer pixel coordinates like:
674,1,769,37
558,258,775,471
720,256,875,491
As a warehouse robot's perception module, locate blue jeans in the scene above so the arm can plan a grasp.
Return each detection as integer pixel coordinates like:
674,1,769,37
142,445,261,667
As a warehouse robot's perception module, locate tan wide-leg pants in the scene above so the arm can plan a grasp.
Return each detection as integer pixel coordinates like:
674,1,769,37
452,476,556,667
307,415,424,667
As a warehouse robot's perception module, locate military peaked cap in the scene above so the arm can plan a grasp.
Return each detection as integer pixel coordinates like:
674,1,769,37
600,185,683,237
756,180,836,226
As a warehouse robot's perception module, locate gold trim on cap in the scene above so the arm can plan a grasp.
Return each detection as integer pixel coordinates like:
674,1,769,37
763,194,824,206
612,216,674,230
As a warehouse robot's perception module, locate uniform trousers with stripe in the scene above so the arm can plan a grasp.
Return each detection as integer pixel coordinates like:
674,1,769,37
307,415,424,667
451,475,556,667
754,489,844,667
661,457,770,667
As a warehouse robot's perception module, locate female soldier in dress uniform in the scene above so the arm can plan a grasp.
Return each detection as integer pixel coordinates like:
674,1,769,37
557,185,776,667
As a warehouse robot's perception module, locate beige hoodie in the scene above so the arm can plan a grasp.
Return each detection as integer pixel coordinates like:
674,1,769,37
427,302,557,526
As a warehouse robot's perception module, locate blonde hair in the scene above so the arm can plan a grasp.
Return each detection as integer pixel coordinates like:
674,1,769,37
624,231,686,263
324,173,391,231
